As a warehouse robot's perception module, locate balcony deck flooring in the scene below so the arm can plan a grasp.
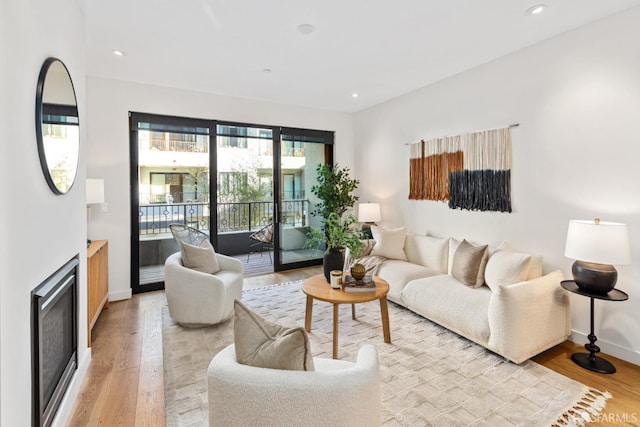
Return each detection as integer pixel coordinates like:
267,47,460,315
140,265,166,284
232,251,274,277
140,248,319,284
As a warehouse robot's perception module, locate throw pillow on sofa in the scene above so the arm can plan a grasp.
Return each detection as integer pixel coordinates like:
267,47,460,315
179,239,220,274
233,300,315,371
482,239,543,281
484,250,532,291
451,239,489,288
371,226,408,261
447,238,511,275
404,234,449,274
525,255,544,280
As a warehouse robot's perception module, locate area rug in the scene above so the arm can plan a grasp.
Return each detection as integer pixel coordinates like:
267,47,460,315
162,281,610,426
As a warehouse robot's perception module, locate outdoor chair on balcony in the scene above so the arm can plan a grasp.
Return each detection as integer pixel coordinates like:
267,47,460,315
169,223,209,247
165,224,243,327
247,221,274,264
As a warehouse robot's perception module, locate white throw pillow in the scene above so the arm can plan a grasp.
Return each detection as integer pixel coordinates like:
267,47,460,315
179,239,220,274
484,250,531,291
489,241,543,280
404,234,449,273
371,226,408,261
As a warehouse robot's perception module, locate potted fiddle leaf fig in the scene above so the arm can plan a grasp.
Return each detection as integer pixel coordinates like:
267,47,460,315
305,212,364,281
310,164,360,220
306,163,363,281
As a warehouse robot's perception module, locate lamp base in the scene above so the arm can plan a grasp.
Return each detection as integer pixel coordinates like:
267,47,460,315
571,352,616,374
361,223,375,240
572,261,617,294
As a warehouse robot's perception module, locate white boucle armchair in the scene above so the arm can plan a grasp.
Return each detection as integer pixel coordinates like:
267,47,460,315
164,251,243,327
207,344,381,427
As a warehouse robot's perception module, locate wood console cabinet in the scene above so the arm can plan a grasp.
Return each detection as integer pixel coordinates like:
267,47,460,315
87,239,109,347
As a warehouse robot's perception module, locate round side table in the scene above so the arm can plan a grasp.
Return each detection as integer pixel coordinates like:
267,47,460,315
561,280,629,374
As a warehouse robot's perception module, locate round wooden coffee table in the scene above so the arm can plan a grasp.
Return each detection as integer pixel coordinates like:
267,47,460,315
302,274,391,359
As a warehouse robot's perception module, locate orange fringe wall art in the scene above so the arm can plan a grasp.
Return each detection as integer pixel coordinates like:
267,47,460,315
408,127,513,213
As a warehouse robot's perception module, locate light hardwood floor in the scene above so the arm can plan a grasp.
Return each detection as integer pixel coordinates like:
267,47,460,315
68,266,640,426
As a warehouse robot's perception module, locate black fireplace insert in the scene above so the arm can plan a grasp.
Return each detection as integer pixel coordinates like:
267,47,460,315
31,256,79,427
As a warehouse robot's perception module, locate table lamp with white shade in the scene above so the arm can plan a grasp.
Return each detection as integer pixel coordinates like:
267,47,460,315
564,218,631,294
86,179,105,246
358,203,381,239
86,179,105,205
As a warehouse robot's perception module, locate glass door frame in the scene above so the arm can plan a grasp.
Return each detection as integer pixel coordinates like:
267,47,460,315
129,112,217,294
274,127,334,272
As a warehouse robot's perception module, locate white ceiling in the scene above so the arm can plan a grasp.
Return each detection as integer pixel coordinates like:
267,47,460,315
84,0,640,113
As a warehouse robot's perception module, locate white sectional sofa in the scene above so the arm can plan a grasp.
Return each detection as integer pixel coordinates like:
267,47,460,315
354,226,571,364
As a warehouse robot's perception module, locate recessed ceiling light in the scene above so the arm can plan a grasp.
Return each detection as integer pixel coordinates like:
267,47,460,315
526,4,547,15
352,93,359,98
113,49,126,57
297,24,315,35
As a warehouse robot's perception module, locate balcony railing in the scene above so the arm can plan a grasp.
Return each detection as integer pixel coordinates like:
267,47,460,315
139,200,309,236
148,137,209,153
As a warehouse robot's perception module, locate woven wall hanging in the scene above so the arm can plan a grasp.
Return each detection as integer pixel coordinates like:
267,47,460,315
409,126,513,213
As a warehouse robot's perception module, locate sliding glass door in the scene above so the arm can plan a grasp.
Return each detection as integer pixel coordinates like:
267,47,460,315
276,128,333,270
214,123,335,272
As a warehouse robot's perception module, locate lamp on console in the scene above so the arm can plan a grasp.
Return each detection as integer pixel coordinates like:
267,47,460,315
358,202,381,239
86,179,105,247
86,179,105,205
564,218,630,294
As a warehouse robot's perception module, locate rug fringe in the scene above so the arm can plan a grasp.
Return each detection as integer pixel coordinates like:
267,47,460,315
553,388,612,427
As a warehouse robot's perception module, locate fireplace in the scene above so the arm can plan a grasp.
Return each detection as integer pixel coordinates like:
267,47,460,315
31,256,79,427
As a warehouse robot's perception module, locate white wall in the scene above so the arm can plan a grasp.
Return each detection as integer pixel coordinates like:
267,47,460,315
0,0,89,425
86,77,355,301
354,7,640,364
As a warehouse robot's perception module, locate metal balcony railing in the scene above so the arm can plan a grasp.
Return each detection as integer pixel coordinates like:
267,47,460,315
139,200,309,236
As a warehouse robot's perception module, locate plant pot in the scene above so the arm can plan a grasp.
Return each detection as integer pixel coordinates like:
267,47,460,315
323,247,344,282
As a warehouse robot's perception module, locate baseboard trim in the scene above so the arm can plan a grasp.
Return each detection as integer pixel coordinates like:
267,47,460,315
570,330,640,366
109,288,132,301
51,348,92,427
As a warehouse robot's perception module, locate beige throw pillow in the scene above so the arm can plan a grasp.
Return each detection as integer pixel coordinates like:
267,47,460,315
484,250,532,291
370,226,408,261
447,238,511,275
233,300,315,371
404,234,449,274
179,239,220,274
451,239,489,288
526,255,544,280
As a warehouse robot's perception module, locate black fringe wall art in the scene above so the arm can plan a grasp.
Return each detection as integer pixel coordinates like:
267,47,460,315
408,127,512,213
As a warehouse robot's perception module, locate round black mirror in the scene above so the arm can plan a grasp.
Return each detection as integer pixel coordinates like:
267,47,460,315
35,58,79,194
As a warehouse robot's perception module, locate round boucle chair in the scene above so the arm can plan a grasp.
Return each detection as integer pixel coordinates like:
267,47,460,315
207,344,381,426
164,251,243,327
